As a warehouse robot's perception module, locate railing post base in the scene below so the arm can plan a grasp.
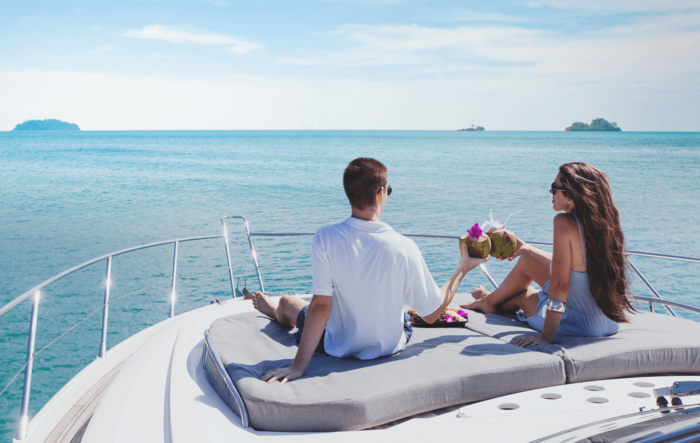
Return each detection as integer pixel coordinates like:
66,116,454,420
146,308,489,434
98,257,112,359
15,291,40,441
221,216,266,295
169,241,179,319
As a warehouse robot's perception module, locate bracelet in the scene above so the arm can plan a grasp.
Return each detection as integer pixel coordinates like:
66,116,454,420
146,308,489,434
546,299,566,314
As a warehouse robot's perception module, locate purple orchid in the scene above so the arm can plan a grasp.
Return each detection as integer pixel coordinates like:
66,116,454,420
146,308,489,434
467,223,482,239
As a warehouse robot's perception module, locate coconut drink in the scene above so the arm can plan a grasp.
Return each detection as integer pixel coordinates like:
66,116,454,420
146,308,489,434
479,210,521,258
488,229,517,258
459,223,491,258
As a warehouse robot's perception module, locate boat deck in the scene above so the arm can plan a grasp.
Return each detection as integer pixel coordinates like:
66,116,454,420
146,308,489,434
21,293,699,443
44,362,125,443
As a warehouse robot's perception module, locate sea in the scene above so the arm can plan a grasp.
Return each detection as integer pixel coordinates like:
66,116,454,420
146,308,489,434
1,130,699,440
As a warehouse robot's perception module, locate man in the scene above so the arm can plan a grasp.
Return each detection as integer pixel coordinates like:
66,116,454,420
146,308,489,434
252,157,487,383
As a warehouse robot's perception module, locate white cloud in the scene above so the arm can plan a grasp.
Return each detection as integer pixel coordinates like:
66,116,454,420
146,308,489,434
123,24,260,54
523,0,700,11
318,24,548,67
334,23,539,53
313,10,700,79
316,0,402,4
277,58,325,65
440,10,531,23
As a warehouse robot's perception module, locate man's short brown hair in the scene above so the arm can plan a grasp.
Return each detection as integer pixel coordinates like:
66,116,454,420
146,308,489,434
343,158,388,210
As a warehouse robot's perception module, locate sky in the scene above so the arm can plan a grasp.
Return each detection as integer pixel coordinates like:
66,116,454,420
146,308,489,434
1,0,699,131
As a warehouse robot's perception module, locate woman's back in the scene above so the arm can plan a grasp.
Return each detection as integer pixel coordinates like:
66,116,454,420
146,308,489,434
559,213,619,336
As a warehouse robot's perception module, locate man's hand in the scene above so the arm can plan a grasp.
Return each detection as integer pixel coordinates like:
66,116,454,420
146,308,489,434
260,295,331,385
424,247,489,324
261,366,304,384
459,243,490,271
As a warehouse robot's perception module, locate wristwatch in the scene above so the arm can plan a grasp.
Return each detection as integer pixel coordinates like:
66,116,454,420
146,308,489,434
546,299,566,314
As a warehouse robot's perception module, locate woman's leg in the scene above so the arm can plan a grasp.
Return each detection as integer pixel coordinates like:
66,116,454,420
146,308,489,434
471,285,490,300
461,252,550,314
498,287,540,317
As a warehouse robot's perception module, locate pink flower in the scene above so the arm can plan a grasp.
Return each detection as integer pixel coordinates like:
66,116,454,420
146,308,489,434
468,223,482,239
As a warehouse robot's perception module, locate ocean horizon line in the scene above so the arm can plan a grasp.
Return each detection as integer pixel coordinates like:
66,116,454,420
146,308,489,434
3,129,700,133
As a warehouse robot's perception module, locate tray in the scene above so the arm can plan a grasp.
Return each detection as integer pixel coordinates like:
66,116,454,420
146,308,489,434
411,317,468,328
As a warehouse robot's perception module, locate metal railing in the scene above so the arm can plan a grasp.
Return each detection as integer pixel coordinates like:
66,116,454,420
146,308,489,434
1,234,223,440
235,227,700,317
202,330,250,427
3,216,700,439
527,241,700,317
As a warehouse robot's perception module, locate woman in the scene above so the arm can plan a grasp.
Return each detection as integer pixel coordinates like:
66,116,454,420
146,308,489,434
461,162,635,347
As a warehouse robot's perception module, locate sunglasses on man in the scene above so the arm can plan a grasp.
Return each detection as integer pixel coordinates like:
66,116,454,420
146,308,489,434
379,185,393,196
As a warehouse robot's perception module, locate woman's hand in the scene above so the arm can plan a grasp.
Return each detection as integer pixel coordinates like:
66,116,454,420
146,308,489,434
514,335,551,348
509,231,529,260
488,228,529,261
261,365,304,384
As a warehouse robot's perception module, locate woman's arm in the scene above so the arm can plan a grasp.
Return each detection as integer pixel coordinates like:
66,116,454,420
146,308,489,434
493,229,552,267
514,214,572,346
522,246,553,268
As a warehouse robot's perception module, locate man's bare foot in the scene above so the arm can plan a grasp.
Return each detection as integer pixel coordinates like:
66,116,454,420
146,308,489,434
471,285,491,301
460,299,497,315
252,291,277,320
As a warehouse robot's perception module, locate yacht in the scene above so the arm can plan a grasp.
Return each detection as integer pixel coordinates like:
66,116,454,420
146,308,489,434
2,216,699,443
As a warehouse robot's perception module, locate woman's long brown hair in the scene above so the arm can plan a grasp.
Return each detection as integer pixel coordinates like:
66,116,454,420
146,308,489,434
558,162,635,323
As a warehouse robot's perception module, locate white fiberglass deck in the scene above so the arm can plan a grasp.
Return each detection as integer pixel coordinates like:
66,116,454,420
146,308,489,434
18,294,700,443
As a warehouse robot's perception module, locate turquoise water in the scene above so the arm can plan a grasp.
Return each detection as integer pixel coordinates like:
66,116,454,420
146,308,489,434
1,130,699,439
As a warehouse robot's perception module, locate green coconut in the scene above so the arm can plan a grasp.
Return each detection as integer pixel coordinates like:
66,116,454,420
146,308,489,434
488,229,516,258
459,233,492,258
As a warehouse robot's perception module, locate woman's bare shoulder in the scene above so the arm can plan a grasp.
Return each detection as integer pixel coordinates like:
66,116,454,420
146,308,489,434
553,213,578,236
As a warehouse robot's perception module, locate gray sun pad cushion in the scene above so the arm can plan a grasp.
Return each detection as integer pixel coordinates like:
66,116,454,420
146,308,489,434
464,310,700,383
206,311,565,432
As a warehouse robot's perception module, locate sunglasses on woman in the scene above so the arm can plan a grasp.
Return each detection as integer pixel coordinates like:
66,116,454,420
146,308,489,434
379,185,393,196
550,183,567,195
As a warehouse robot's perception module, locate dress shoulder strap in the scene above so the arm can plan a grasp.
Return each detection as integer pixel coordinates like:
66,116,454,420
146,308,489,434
572,213,587,269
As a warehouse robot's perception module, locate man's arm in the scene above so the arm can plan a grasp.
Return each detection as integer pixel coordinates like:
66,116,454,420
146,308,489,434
261,295,332,384
422,245,489,324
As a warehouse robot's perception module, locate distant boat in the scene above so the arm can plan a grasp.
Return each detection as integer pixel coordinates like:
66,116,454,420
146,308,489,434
458,125,484,131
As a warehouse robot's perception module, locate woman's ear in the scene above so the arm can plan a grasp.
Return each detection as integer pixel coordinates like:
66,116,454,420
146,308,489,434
377,191,383,202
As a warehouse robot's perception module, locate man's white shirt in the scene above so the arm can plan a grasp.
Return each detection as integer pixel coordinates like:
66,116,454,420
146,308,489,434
310,217,443,360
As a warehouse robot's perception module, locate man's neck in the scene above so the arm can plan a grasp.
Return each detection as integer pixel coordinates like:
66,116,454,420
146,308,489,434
351,206,382,222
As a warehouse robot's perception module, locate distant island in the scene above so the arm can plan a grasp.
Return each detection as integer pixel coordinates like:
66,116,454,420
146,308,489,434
13,119,81,131
566,118,620,132
458,125,484,131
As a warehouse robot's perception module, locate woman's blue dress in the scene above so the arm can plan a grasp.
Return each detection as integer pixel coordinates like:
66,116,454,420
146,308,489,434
516,214,619,337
